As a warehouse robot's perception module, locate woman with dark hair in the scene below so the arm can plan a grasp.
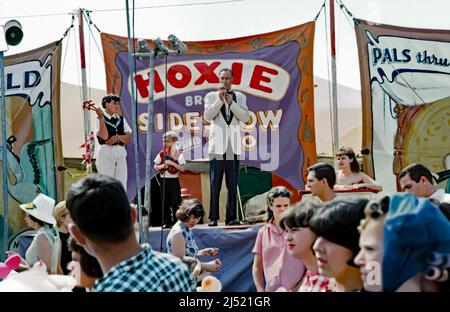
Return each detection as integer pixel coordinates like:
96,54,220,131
335,147,382,191
67,236,103,291
310,197,368,292
280,200,336,292
166,199,221,277
252,186,305,292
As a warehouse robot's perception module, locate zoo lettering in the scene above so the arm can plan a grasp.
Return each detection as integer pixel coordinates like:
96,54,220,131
372,48,450,67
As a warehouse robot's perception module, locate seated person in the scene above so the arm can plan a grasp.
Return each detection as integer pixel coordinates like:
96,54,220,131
335,147,382,191
166,199,221,279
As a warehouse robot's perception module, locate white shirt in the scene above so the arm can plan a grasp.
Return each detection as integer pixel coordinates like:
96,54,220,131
154,150,186,178
94,111,132,134
430,189,450,204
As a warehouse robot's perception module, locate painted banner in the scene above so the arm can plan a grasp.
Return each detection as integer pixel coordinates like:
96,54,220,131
355,20,450,192
1,41,64,232
101,22,316,198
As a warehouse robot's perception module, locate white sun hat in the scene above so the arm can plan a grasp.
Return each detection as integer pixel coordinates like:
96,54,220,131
19,194,57,226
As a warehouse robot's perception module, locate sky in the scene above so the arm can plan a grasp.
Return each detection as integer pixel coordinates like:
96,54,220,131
2,0,450,106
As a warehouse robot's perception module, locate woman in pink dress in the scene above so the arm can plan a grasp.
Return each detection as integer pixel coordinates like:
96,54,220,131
252,186,305,292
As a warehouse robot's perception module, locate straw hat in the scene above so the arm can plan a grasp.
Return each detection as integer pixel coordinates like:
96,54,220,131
20,194,56,226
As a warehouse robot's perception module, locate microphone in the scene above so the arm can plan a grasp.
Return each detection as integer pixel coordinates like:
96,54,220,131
168,34,187,55
153,37,169,58
57,165,67,171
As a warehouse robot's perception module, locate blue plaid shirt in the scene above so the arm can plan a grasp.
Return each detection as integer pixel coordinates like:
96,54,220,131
92,244,196,292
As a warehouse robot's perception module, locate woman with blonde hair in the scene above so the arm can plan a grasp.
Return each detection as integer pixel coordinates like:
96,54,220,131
53,201,73,275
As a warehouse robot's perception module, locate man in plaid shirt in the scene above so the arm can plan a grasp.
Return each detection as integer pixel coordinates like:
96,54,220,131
66,174,196,292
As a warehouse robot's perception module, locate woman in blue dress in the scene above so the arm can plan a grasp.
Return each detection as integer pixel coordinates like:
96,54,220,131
166,199,221,278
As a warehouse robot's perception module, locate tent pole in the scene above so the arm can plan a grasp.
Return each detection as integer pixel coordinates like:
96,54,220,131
329,0,339,157
142,50,155,244
125,0,144,243
77,9,90,142
0,51,9,261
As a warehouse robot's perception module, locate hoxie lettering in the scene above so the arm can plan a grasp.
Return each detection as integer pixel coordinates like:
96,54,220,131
130,59,290,102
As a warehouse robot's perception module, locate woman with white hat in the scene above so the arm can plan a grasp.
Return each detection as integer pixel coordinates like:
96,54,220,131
10,194,62,274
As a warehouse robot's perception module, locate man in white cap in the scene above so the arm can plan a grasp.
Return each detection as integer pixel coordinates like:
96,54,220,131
95,94,132,189
153,131,186,228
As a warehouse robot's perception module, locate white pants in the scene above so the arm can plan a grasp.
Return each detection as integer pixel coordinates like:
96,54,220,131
96,145,128,189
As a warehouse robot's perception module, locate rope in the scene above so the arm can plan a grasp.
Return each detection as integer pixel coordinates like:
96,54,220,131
60,22,72,77
314,0,326,21
386,63,427,105
335,0,360,26
333,1,426,105
88,0,245,13
83,9,102,33
8,14,75,115
0,12,73,19
1,0,246,19
81,10,117,93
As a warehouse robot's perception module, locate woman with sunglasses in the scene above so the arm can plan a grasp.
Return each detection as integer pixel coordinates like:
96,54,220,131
335,147,382,191
309,197,368,292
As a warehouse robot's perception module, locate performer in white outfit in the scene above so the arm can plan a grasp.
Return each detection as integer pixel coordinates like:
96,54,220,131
95,94,131,189
204,68,249,226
